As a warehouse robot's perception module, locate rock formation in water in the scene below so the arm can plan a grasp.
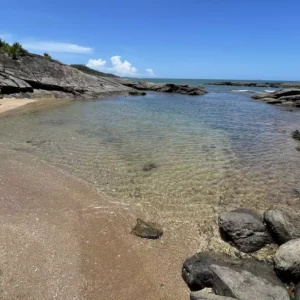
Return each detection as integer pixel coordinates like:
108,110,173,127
0,53,207,98
208,81,300,89
119,80,207,96
251,89,300,106
131,218,163,239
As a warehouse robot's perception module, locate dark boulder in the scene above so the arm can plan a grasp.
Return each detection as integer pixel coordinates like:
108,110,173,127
274,238,300,284
263,209,294,245
182,252,289,300
218,208,273,253
131,218,163,239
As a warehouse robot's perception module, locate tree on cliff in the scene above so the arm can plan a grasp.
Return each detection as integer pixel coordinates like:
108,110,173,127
0,40,28,59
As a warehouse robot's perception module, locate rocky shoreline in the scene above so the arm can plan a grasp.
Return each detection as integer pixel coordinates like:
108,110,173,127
0,53,206,99
251,89,300,107
181,207,300,300
208,81,300,89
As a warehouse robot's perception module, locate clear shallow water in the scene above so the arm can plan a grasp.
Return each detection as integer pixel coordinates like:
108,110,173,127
1,87,300,250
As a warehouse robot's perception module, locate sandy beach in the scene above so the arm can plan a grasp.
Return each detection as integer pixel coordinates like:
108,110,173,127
0,98,190,299
0,146,190,299
0,98,37,114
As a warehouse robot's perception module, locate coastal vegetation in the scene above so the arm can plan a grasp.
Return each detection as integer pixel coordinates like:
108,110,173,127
70,64,118,78
43,52,52,60
0,39,28,59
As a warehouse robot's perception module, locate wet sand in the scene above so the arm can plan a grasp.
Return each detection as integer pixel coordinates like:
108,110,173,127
0,147,190,299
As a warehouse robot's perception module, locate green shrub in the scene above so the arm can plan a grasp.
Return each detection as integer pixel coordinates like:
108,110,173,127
0,39,10,53
8,42,28,59
44,52,52,59
0,40,28,59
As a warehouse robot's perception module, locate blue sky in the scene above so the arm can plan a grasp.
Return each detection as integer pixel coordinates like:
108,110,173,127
1,0,299,80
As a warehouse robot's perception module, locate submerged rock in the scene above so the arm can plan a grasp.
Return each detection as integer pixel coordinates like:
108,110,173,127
128,91,146,96
274,238,300,283
218,208,273,253
131,218,163,239
264,209,294,245
182,252,289,300
292,130,300,141
142,162,157,172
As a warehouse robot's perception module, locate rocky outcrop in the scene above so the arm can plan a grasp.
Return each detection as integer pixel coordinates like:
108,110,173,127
252,89,300,106
119,80,207,96
218,208,273,253
0,53,134,98
208,81,300,89
274,239,300,283
182,252,289,300
0,53,207,99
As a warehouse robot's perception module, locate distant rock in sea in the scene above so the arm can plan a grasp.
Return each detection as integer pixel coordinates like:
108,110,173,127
119,80,207,96
208,81,300,89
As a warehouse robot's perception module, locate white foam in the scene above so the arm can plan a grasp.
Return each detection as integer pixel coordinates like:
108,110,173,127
231,89,255,93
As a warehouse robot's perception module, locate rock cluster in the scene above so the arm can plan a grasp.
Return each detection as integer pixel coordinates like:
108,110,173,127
182,208,300,299
119,80,207,96
252,89,300,107
219,208,273,253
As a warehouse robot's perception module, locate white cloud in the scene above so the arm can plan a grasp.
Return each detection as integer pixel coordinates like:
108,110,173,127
22,41,93,54
86,58,107,68
86,55,156,78
110,56,138,76
146,68,156,77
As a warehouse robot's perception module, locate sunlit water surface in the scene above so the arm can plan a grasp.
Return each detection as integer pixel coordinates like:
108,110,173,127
1,86,300,250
